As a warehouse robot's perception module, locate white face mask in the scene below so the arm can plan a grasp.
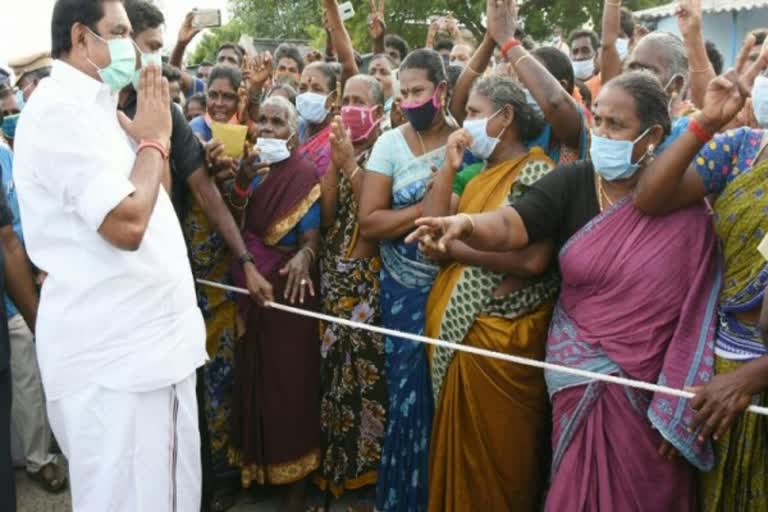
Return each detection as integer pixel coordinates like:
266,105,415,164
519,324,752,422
616,38,630,61
296,91,329,124
463,110,503,160
753,75,768,127
572,59,595,81
255,137,292,163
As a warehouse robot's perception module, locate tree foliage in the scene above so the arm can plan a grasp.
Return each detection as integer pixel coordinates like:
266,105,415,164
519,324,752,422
189,0,671,64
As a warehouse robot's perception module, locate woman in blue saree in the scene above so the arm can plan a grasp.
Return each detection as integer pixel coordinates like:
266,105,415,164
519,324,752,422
358,48,454,511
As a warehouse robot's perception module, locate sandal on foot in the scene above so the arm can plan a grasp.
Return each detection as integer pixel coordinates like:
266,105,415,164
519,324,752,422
26,462,68,493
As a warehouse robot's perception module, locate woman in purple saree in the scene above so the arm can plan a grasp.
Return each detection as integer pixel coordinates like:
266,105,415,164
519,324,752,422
407,72,720,511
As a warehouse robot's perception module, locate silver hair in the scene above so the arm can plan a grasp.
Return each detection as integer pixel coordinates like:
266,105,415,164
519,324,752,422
260,95,299,135
470,75,545,141
635,32,689,85
346,74,385,106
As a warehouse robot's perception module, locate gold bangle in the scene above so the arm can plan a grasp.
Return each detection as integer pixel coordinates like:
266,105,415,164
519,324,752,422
457,213,475,236
689,65,713,73
349,166,361,180
465,64,482,76
514,54,532,68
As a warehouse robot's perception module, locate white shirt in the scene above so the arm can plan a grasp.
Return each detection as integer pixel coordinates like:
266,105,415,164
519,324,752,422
13,60,206,400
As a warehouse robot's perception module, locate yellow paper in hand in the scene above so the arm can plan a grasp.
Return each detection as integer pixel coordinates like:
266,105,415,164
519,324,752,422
759,233,768,261
211,122,247,158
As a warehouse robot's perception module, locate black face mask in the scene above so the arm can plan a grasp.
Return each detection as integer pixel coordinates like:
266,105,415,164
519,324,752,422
401,91,440,132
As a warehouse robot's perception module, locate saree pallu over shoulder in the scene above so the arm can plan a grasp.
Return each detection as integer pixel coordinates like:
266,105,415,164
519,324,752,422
229,153,322,487
547,198,721,472
425,150,557,402
714,157,768,311
375,141,444,512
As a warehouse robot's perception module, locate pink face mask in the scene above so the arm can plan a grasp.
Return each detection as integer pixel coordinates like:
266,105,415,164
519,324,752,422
341,105,382,142
399,88,442,110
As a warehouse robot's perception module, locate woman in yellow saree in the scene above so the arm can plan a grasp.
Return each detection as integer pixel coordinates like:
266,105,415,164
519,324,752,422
419,76,559,511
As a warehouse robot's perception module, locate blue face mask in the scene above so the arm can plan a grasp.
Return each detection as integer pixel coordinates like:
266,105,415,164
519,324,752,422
14,90,24,111
2,113,19,140
590,127,652,181
753,75,768,127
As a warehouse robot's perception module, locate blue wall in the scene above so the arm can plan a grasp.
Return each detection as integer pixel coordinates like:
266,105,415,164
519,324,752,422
650,8,768,68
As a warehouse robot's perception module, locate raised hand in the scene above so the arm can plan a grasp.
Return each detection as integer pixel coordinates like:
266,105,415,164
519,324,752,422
739,35,768,88
486,0,518,46
237,144,272,184
675,0,702,40
444,129,473,173
700,70,752,132
178,10,202,45
118,64,171,146
204,139,236,176
368,0,386,40
405,214,475,252
329,116,356,173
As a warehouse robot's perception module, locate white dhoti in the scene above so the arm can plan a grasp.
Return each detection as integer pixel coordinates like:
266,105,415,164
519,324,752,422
47,372,201,512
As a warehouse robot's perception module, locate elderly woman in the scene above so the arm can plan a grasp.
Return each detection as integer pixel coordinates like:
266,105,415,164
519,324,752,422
226,96,321,512
314,74,388,504
422,75,557,511
408,72,720,512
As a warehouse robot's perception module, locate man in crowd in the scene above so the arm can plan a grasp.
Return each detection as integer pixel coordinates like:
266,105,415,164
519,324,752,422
171,11,244,98
0,52,67,495
384,34,409,67
197,61,213,82
0,183,40,512
273,42,304,88
568,29,599,82
9,52,52,104
121,1,273,509
13,0,208,508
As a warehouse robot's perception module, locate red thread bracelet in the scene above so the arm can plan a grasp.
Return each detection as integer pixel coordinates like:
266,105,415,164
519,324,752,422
136,140,168,160
500,38,521,59
688,118,714,145
233,180,251,198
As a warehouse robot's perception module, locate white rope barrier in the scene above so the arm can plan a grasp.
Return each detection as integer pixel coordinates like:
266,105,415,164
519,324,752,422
197,278,768,417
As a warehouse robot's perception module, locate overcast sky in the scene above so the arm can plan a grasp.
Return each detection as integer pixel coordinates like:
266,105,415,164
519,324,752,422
1,0,230,76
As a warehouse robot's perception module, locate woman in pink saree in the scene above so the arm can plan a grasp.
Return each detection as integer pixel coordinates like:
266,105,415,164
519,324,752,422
408,72,720,511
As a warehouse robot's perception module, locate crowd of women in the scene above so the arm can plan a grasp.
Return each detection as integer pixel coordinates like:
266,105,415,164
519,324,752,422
154,0,768,510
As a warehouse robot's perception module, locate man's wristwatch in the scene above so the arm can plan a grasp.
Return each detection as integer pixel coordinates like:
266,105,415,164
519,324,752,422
239,251,256,267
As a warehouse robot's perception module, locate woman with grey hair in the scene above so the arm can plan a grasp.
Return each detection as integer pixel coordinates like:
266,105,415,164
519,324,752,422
418,74,557,511
225,94,323,512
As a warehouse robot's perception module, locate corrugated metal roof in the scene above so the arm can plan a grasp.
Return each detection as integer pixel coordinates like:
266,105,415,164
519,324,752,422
636,0,768,20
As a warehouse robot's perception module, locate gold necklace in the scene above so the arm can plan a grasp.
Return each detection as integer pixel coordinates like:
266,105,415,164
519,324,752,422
414,129,427,156
596,174,614,212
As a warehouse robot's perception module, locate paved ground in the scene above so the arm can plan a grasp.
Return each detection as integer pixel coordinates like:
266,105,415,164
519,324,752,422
16,470,365,511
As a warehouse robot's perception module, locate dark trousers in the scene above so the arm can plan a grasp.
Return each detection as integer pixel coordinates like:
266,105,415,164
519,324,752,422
197,366,212,512
0,368,15,511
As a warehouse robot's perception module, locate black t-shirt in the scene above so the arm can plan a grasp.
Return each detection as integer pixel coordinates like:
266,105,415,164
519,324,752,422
121,93,205,224
0,188,13,369
513,160,600,252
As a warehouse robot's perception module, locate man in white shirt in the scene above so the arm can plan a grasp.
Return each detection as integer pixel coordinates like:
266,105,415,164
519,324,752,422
12,0,207,510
